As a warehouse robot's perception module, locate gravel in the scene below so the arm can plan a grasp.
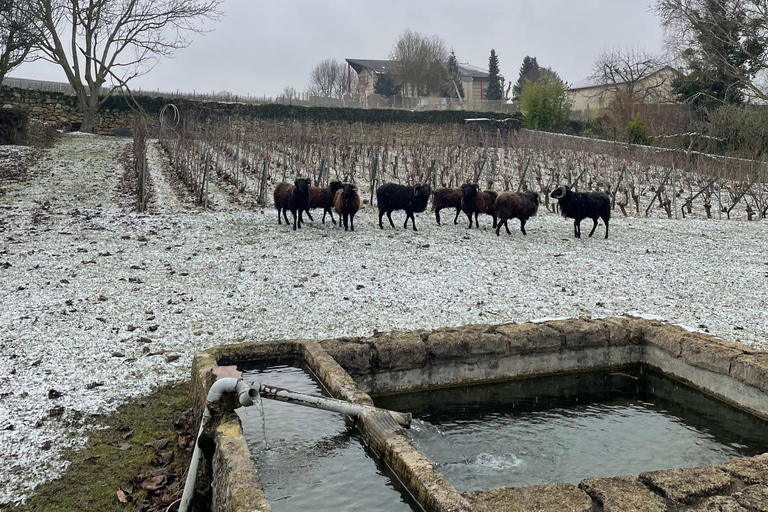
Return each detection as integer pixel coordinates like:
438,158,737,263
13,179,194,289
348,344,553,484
1,134,767,505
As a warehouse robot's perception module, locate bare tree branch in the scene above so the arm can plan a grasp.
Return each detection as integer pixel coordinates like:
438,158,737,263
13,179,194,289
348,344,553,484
29,0,222,132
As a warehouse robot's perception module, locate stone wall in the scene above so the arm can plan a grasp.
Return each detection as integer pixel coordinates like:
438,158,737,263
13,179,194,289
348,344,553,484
0,86,135,135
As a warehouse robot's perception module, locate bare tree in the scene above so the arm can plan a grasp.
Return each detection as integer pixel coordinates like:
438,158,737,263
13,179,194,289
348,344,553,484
0,0,37,85
283,86,297,101
654,0,768,103
307,58,346,98
388,29,448,97
29,0,222,132
591,46,669,99
335,64,358,99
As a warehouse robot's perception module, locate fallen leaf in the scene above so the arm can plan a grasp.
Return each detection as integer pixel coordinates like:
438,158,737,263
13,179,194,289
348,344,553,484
139,474,166,492
144,438,169,451
116,489,128,503
165,354,180,363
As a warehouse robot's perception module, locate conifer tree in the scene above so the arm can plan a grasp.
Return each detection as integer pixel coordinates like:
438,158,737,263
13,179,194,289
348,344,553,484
486,49,503,100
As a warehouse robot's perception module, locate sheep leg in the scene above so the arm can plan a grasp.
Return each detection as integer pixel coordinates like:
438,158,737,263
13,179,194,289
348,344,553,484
350,213,355,231
496,221,502,237
465,211,473,228
387,211,395,228
324,208,336,225
603,217,609,239
305,209,314,222
474,212,479,228
588,218,598,237
343,213,349,231
282,208,290,224
519,219,526,235
574,220,581,238
435,208,442,226
277,208,282,225
378,209,385,229
292,209,298,230
453,208,461,224
492,215,497,229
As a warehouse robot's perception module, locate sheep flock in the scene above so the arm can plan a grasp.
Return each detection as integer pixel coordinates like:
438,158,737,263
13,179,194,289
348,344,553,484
274,180,611,239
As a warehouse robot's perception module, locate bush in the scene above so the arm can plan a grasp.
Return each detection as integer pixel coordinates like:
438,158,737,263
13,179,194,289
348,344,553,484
519,72,570,131
625,113,651,145
0,107,29,145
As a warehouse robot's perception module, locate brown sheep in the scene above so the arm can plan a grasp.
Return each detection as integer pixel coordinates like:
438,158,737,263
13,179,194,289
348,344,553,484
432,187,463,225
461,183,498,229
273,182,293,225
334,183,361,231
305,181,343,224
494,191,539,236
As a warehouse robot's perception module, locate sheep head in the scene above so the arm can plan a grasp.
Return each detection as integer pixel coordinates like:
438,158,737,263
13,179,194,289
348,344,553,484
550,185,569,199
461,183,479,199
294,178,311,194
414,184,431,198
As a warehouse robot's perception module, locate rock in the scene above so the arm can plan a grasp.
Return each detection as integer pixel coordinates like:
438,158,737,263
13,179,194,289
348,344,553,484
579,475,667,512
463,483,593,512
639,466,732,503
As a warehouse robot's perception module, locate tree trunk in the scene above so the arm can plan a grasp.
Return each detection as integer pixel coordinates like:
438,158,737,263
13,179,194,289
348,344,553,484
78,93,99,133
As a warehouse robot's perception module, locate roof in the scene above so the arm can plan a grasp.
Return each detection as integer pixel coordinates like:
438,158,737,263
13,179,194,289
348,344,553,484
345,59,391,75
569,65,680,91
345,59,499,80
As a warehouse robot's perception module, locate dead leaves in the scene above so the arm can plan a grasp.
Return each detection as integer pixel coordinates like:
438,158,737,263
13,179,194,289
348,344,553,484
144,438,169,451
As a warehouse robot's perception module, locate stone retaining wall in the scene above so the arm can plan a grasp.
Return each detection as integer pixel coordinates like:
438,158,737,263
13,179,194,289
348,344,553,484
191,316,768,512
0,86,135,135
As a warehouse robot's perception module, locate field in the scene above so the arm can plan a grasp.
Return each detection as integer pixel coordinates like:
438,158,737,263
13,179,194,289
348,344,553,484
1,125,767,506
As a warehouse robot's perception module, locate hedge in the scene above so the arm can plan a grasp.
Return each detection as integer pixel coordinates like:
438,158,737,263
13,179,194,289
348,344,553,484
100,93,524,127
0,107,29,145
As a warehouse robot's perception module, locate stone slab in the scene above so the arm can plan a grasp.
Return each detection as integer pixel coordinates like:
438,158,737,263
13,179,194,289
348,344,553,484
730,354,768,393
733,485,768,512
579,475,668,512
687,496,748,512
639,466,732,503
462,483,593,512
721,454,768,485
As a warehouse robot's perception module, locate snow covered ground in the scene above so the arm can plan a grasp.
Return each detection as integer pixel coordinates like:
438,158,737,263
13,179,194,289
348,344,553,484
1,134,767,505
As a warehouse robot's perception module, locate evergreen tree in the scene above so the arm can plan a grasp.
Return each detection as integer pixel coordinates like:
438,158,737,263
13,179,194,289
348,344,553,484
519,70,571,131
513,56,540,99
441,49,465,99
485,49,503,100
374,74,400,97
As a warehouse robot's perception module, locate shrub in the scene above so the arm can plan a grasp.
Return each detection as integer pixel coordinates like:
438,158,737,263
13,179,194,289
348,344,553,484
625,113,651,145
0,107,29,145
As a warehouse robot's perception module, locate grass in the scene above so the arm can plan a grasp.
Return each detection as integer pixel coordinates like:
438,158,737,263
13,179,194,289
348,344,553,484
14,381,196,512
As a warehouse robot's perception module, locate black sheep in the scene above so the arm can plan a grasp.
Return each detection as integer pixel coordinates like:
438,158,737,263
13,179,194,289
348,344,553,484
461,184,498,229
550,185,610,238
376,183,432,231
494,191,539,236
432,187,463,225
273,178,311,230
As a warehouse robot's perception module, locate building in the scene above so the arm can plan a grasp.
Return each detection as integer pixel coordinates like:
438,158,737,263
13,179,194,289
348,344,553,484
567,65,681,113
344,58,503,104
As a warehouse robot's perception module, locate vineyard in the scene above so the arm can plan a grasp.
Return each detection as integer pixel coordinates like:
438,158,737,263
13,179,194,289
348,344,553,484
136,109,768,222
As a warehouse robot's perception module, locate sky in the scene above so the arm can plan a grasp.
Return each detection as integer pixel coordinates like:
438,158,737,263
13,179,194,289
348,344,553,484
13,0,665,99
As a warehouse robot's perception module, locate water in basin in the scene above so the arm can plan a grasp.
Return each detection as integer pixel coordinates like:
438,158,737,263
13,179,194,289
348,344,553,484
237,362,415,512
373,367,768,493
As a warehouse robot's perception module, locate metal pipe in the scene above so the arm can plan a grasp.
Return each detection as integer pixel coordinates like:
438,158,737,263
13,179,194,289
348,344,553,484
179,377,240,512
254,383,412,428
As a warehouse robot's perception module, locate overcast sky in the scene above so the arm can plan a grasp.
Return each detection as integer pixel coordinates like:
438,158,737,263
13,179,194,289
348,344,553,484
14,0,665,98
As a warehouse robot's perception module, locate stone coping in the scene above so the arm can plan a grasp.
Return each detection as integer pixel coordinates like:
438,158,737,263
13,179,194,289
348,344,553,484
191,316,768,512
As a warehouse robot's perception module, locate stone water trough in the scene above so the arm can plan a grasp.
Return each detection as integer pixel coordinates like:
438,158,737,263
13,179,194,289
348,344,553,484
190,316,768,512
